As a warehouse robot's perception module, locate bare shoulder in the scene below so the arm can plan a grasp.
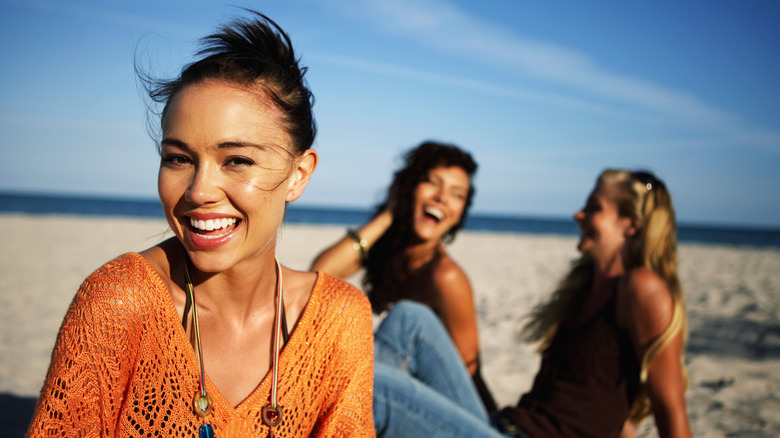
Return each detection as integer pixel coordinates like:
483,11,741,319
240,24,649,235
138,237,182,284
618,267,675,347
623,268,672,312
139,245,170,281
281,267,319,318
431,253,471,296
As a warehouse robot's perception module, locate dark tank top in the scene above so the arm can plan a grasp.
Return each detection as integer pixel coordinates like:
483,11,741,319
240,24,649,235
500,292,639,437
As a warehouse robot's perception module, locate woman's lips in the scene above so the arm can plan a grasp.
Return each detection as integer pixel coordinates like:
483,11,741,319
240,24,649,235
190,217,237,236
186,216,240,249
422,205,444,224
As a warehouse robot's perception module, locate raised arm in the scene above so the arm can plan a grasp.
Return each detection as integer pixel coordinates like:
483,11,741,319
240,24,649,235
619,268,692,438
310,210,393,278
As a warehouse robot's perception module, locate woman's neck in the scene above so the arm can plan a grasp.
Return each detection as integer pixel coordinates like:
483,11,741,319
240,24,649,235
404,239,442,271
187,252,280,325
569,261,624,327
589,252,626,299
595,249,626,279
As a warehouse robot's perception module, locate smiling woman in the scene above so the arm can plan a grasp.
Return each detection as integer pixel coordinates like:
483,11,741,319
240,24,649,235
310,141,499,419
27,10,374,438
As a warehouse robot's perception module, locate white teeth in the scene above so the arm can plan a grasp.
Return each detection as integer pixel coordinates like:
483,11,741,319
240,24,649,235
424,206,444,220
190,217,236,232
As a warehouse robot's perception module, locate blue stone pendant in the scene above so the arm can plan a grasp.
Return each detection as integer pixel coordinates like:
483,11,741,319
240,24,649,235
199,423,215,438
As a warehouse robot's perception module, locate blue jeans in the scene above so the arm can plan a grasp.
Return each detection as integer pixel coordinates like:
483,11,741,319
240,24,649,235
372,301,508,438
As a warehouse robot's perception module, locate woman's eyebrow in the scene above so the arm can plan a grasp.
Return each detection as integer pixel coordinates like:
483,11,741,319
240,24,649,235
160,139,273,151
450,185,469,195
160,138,188,149
218,141,260,149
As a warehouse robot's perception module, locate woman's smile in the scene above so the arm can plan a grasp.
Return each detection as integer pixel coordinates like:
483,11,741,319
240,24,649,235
189,217,237,234
184,214,241,249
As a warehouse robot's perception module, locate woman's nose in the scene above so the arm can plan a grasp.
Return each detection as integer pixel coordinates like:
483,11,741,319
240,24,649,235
573,209,584,222
185,165,222,205
433,186,447,204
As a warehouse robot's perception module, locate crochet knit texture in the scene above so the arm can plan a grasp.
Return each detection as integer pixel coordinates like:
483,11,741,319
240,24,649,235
28,253,375,437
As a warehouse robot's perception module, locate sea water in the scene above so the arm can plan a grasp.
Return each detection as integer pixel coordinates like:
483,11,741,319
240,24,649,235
2,192,779,249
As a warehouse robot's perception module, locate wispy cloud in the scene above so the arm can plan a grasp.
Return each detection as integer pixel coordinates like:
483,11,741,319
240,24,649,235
327,0,745,131
311,52,672,126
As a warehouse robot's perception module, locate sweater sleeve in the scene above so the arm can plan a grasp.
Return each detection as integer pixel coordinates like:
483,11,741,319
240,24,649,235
313,276,376,437
27,255,143,437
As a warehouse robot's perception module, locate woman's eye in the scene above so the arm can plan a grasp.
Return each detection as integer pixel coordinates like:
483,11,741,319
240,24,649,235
225,156,255,166
161,154,190,167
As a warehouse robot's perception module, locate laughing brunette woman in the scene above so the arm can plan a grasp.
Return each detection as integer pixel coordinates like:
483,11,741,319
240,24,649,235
311,142,498,417
28,11,374,437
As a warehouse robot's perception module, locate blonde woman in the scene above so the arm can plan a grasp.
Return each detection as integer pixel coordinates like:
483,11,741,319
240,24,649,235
372,169,691,438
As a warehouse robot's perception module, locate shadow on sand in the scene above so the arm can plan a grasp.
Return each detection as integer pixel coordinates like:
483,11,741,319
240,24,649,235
688,313,780,359
0,393,36,437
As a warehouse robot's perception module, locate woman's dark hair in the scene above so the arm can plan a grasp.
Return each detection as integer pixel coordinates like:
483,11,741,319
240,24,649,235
364,141,478,313
137,10,316,155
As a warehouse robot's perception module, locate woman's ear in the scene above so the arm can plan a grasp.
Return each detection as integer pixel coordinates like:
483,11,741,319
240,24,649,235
623,218,637,237
285,149,318,202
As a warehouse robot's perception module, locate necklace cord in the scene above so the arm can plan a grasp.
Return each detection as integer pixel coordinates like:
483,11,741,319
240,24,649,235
184,262,208,397
270,259,283,409
183,257,284,428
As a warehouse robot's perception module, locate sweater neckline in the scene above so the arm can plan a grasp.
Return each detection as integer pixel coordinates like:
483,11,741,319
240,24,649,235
127,252,322,414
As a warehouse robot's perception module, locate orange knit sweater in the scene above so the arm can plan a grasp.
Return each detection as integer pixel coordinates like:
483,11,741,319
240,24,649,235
28,253,375,437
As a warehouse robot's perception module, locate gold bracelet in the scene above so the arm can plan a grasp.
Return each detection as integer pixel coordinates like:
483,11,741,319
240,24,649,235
346,229,368,262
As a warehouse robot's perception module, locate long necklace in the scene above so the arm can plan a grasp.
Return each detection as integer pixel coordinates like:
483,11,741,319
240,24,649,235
184,258,285,438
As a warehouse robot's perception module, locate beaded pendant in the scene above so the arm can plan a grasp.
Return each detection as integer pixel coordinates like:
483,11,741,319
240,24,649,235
193,393,213,417
262,404,284,427
198,423,215,438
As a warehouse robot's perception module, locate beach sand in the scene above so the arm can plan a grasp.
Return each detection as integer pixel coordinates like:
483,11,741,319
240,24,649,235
1,213,779,437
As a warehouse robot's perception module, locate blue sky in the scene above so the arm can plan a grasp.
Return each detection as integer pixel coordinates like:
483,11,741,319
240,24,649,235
1,0,779,228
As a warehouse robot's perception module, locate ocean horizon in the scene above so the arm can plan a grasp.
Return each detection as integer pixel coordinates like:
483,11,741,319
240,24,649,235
2,191,779,249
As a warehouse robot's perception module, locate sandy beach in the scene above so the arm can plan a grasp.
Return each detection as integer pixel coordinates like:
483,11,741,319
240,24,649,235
1,213,779,437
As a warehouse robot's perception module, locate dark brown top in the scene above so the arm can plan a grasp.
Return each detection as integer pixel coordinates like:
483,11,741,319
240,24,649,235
501,291,639,437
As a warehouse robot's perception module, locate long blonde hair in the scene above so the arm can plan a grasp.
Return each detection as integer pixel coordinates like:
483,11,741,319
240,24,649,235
520,169,688,425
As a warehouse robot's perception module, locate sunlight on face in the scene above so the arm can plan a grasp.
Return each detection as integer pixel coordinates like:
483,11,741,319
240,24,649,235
157,80,296,271
160,81,294,193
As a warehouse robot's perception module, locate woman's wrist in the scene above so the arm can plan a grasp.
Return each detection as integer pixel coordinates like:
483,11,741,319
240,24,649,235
345,229,368,262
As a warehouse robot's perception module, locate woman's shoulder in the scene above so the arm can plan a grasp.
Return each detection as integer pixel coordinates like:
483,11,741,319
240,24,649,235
313,272,372,316
430,252,472,294
617,267,674,335
78,252,167,305
623,267,670,304
316,272,369,301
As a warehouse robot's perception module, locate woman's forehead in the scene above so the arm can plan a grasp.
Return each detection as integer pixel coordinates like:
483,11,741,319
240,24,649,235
428,165,470,187
163,81,292,148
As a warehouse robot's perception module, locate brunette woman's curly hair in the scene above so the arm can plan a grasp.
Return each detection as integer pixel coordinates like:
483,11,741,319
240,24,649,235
364,141,477,313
